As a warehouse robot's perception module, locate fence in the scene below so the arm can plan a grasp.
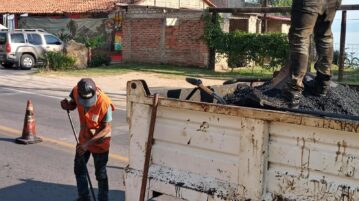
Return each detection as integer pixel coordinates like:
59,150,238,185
333,43,359,84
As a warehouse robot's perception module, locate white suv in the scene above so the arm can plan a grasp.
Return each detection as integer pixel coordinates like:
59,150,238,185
0,29,64,70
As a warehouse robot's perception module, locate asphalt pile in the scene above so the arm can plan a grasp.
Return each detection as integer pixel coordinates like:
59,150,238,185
224,82,359,116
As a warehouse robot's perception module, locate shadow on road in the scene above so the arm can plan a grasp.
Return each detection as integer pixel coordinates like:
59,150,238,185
0,179,125,201
107,165,125,170
0,137,15,143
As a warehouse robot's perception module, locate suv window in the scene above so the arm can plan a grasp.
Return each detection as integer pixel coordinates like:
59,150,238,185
44,35,61,45
0,33,6,44
27,33,42,45
11,33,25,43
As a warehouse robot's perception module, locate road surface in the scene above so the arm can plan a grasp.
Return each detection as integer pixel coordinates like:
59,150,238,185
0,67,128,200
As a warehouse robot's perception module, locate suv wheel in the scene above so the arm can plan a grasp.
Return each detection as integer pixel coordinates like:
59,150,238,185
20,54,35,70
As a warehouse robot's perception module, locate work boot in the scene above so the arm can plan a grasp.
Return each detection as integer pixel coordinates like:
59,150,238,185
304,72,331,97
74,197,91,201
281,82,303,109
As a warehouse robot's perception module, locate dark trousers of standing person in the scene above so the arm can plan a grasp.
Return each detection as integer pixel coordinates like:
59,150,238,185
74,151,109,201
284,0,342,104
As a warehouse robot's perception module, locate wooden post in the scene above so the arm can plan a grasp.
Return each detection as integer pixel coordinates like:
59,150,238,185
338,11,347,82
208,12,217,71
262,0,268,33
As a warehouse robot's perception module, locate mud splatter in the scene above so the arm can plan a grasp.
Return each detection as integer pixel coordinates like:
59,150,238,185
197,121,209,132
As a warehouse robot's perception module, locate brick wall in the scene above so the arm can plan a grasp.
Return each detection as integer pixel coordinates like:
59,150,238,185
122,10,209,67
122,18,163,63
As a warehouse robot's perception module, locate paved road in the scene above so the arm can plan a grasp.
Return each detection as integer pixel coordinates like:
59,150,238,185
0,132,125,201
0,67,130,159
0,68,128,200
0,68,128,109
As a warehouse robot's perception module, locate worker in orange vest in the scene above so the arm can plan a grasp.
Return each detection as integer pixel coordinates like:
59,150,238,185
61,78,115,201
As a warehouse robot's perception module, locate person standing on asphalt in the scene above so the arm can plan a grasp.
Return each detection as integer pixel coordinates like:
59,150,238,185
282,0,342,108
61,78,115,201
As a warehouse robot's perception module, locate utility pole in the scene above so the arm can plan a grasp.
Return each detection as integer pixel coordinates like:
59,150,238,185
338,10,347,82
262,0,268,33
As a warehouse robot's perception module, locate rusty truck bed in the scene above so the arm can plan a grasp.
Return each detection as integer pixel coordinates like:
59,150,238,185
125,80,359,201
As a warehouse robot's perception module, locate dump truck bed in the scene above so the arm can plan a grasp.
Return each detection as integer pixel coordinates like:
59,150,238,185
125,80,359,201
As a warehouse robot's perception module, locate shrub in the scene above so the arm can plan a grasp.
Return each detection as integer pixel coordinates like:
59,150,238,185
75,35,104,49
89,53,112,67
204,12,289,69
46,52,76,71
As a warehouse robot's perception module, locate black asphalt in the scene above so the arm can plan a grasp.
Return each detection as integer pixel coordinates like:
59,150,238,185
0,84,128,201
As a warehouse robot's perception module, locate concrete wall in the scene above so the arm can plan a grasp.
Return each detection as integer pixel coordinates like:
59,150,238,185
267,20,290,34
230,16,290,34
229,16,259,33
122,7,208,67
211,0,245,7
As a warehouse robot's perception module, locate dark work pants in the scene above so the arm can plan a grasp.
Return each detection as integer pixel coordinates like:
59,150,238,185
288,0,341,90
74,151,109,201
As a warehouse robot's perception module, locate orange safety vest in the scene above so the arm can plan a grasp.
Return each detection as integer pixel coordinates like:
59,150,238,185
72,86,115,153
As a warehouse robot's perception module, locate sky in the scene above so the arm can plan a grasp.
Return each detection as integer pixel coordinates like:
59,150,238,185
332,0,359,48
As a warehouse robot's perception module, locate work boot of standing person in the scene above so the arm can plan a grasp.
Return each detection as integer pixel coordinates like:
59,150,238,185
281,53,307,109
304,0,337,97
304,71,332,96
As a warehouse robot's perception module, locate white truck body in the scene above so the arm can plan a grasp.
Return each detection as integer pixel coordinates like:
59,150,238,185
125,80,359,201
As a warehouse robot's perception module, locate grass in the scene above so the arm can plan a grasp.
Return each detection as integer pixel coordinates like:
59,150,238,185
331,65,359,85
37,63,275,80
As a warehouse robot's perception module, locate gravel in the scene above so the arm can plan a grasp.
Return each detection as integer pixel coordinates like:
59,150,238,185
225,82,359,116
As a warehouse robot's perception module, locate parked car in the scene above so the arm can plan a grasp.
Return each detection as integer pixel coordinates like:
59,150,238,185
0,29,64,70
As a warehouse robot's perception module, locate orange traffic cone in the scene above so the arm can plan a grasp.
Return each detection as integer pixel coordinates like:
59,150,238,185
15,100,42,144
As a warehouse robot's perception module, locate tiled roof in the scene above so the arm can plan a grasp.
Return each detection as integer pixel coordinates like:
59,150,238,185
0,0,120,14
210,0,226,8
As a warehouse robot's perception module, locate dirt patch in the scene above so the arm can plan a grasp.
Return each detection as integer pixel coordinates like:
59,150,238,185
225,82,359,116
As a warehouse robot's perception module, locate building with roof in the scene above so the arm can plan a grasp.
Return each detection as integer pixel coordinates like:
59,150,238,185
0,0,216,66
0,0,291,69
